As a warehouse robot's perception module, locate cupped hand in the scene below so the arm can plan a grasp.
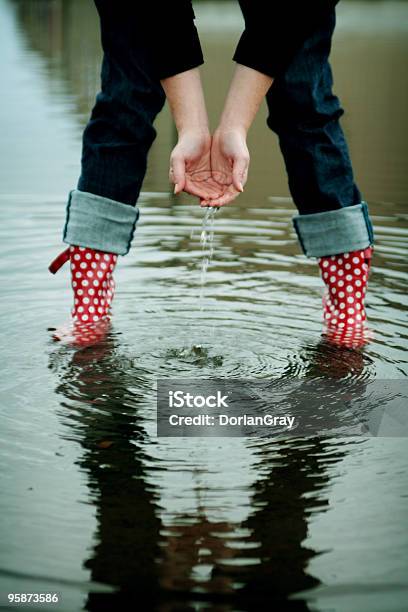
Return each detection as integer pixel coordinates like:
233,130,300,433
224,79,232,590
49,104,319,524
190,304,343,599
201,128,250,207
169,131,224,201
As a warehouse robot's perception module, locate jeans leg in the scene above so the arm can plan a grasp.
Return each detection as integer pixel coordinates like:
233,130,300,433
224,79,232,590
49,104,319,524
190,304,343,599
266,9,374,257
63,1,166,255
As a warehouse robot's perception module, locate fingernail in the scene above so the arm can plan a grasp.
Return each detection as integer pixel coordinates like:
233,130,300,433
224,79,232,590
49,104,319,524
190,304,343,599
238,183,244,192
174,184,178,194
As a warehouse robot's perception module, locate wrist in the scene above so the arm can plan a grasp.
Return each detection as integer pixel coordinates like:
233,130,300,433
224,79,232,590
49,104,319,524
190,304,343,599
214,125,247,139
178,127,211,141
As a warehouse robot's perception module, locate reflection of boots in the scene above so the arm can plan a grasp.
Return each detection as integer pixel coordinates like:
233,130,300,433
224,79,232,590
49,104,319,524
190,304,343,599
49,245,118,346
318,247,373,348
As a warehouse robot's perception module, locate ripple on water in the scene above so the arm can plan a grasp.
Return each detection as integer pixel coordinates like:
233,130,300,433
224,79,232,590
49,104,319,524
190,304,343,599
1,2,408,607
0,193,406,604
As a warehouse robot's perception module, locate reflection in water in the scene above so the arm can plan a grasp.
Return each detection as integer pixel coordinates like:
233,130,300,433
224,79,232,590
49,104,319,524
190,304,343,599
49,335,367,609
287,338,372,380
1,0,407,610
9,0,102,120
50,340,161,608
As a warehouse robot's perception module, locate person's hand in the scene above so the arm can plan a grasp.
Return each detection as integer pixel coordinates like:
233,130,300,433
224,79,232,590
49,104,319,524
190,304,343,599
169,131,223,201
201,128,250,207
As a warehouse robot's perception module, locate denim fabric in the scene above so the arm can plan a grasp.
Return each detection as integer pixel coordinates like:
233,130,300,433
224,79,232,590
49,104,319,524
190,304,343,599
235,1,340,79
63,190,139,256
266,9,361,215
265,7,374,256
293,202,373,257
77,1,166,206
67,2,373,258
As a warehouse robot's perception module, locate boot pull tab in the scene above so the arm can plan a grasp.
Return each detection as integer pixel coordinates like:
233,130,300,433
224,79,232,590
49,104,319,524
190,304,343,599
49,247,71,274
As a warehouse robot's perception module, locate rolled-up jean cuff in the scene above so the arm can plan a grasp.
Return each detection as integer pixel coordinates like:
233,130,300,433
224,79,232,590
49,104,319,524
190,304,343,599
62,190,139,255
292,202,374,258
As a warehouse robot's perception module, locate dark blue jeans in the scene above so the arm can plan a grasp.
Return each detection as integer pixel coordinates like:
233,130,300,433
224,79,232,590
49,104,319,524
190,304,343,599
77,2,166,206
266,9,361,215
63,3,373,257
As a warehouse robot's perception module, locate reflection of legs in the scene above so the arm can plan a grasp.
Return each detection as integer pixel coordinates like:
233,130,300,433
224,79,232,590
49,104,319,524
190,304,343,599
266,9,374,346
50,2,165,345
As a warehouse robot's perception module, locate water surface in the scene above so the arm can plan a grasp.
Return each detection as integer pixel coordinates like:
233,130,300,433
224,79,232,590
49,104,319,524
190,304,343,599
0,1,407,610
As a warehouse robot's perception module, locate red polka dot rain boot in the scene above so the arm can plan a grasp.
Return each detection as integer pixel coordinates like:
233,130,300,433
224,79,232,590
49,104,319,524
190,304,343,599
49,245,118,346
318,247,373,348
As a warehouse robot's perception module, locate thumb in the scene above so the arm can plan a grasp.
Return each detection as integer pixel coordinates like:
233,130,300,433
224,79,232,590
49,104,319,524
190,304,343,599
170,153,186,195
232,155,249,193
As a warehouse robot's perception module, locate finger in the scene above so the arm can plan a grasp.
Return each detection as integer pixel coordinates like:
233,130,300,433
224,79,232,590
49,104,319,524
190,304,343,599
200,198,219,207
170,155,186,194
232,156,249,193
203,189,239,208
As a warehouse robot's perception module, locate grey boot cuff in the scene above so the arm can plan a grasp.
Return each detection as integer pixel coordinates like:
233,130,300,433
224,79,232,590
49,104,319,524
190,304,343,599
293,202,374,258
62,190,139,256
